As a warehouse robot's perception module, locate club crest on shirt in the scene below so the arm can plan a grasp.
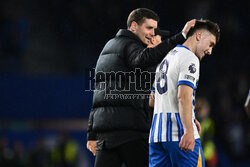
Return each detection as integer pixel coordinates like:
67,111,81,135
188,63,196,73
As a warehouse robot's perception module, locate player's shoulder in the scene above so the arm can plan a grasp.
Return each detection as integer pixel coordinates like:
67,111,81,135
175,45,199,63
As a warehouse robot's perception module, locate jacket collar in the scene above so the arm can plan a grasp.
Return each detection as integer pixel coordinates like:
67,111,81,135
116,29,147,47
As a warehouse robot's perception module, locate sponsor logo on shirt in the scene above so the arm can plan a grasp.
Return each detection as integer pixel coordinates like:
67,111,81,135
184,74,195,82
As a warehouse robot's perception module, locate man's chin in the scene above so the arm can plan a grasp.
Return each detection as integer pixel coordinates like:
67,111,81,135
200,55,205,60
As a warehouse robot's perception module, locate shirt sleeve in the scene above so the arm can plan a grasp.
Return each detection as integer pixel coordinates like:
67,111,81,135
177,55,200,90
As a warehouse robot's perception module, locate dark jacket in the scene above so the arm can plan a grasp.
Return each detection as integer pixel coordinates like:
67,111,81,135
87,29,185,142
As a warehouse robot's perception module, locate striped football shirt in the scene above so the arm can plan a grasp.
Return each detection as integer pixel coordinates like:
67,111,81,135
149,45,200,143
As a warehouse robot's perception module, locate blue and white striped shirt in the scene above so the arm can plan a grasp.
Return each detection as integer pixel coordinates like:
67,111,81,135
149,45,200,143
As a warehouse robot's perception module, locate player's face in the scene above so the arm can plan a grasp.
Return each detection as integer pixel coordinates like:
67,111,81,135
134,19,157,45
196,31,216,60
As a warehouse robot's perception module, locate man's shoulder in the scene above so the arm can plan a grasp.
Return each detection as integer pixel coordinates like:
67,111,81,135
116,29,135,39
167,48,199,71
174,47,198,62
116,29,132,37
116,29,143,44
104,30,135,46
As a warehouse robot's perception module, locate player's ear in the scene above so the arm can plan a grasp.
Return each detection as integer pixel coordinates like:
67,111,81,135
196,30,202,41
130,21,138,32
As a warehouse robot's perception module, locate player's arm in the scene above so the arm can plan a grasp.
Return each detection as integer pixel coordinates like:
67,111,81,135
178,85,195,152
149,91,155,108
149,86,156,107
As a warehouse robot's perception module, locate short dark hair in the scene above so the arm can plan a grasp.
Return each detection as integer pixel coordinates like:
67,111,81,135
187,19,220,43
127,8,159,29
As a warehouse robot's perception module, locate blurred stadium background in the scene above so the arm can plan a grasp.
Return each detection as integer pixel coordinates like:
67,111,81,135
0,0,249,166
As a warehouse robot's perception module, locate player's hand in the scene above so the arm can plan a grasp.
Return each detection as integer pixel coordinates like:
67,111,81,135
182,19,196,37
87,140,97,156
195,119,201,135
179,132,195,152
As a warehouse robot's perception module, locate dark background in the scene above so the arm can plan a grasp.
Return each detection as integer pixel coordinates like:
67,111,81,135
0,0,249,166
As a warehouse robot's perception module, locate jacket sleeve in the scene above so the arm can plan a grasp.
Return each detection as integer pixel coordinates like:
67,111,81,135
126,32,185,69
87,109,97,140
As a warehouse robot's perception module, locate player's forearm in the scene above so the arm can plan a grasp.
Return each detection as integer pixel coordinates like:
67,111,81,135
149,91,155,108
178,92,193,133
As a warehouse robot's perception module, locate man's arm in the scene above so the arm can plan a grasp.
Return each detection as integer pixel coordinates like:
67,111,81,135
127,19,196,69
178,85,195,152
86,109,97,156
127,33,185,69
149,91,155,108
87,109,97,140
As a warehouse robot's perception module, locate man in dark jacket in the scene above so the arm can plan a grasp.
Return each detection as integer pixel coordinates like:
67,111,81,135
87,8,196,167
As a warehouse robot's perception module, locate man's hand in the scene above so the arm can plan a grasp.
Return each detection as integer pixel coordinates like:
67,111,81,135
179,132,195,152
148,35,162,48
195,119,201,134
182,19,196,37
87,140,97,156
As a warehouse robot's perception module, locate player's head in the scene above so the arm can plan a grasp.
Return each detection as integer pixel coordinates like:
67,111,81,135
127,8,160,45
187,19,220,60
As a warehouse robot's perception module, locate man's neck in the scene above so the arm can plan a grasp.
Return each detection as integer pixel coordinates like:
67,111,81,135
182,38,196,55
